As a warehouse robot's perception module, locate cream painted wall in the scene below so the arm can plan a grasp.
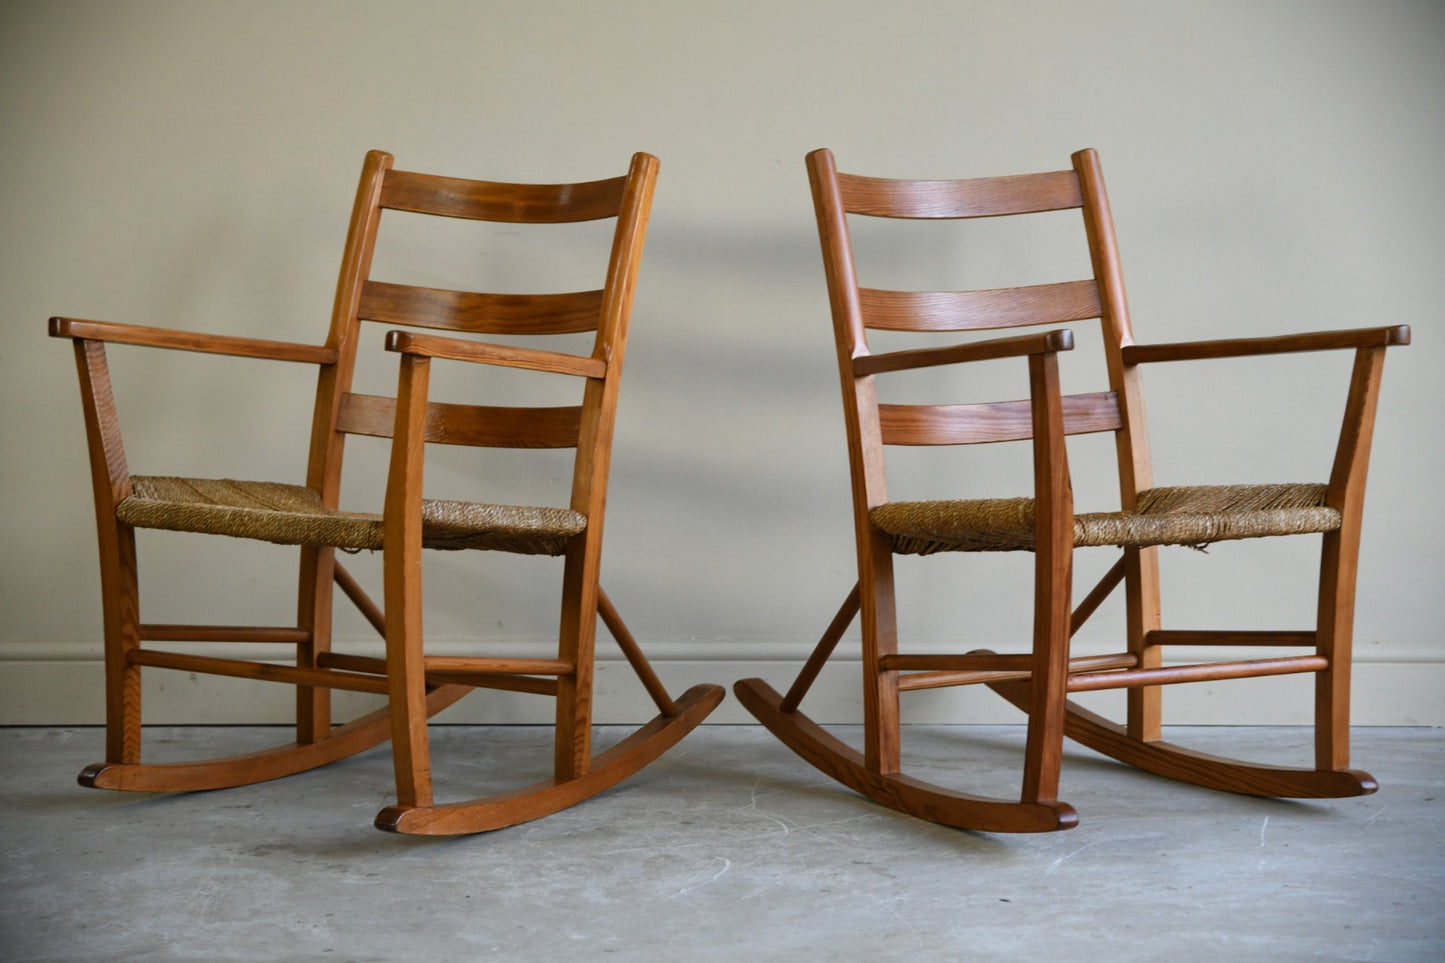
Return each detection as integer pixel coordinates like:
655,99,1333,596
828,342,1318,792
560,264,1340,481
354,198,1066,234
2,0,1442,725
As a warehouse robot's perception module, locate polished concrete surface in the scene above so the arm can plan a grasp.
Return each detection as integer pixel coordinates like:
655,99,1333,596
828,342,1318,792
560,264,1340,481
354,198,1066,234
1,724,1441,962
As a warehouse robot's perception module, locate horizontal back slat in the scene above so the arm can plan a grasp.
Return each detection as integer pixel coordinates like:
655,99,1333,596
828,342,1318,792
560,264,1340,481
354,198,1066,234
879,391,1122,445
337,393,582,449
859,281,1102,331
837,169,1082,219
359,281,602,335
381,170,626,223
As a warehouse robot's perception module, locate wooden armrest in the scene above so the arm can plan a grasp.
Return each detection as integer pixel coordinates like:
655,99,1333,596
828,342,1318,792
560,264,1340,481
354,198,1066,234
385,330,607,379
49,317,337,365
853,329,1074,377
1122,324,1410,365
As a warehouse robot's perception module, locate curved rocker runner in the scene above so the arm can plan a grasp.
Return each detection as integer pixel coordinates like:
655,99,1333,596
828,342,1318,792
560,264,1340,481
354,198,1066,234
735,676,1077,833
378,683,722,835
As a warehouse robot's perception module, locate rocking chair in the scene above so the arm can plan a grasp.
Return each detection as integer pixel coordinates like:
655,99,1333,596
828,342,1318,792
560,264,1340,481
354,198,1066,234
52,150,722,835
734,148,1408,832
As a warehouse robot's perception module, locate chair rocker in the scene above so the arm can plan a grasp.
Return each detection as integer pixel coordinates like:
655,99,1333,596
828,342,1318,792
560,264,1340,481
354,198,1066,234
734,147,1408,833
52,149,722,835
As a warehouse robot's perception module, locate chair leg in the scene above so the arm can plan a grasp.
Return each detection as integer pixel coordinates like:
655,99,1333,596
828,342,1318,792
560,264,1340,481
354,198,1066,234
553,546,598,782
1315,527,1359,772
382,547,434,811
98,521,142,766
1124,545,1162,742
295,544,334,745
1019,348,1074,806
860,536,901,776
1020,537,1072,806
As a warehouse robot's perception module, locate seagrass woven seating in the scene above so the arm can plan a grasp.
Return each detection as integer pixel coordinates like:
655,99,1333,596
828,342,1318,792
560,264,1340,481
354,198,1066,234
118,476,587,555
51,150,722,835
734,147,1409,834
874,482,1339,555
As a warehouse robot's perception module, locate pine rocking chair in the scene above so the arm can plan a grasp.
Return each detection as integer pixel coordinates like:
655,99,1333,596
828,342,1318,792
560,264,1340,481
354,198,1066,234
734,148,1409,833
52,150,722,835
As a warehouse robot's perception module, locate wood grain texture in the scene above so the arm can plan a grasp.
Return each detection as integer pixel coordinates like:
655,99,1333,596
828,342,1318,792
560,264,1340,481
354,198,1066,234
385,329,606,378
852,328,1073,376
1066,655,1328,692
315,652,560,697
51,317,337,364
1315,345,1389,770
1122,324,1410,364
337,392,583,448
331,561,385,637
138,624,312,644
70,339,142,764
859,281,1102,331
126,648,390,695
359,281,602,335
781,583,861,713
836,168,1083,219
380,169,626,223
598,588,678,716
895,654,1138,692
382,352,435,809
1021,350,1073,804
879,391,1121,446
1145,630,1316,646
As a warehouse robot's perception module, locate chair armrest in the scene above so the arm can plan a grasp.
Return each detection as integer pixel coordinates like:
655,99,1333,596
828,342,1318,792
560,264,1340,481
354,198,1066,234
49,317,337,365
385,330,607,379
852,329,1074,377
1122,324,1409,365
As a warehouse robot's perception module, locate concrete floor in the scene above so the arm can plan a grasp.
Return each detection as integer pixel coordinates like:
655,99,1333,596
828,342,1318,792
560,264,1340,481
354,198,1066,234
1,725,1441,962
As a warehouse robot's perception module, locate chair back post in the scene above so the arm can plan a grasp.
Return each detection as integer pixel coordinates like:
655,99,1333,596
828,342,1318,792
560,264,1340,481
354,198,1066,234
294,150,393,741
1313,342,1389,769
1072,148,1153,502
569,151,659,524
305,149,394,506
1073,148,1163,736
550,152,660,781
806,148,889,514
806,147,903,773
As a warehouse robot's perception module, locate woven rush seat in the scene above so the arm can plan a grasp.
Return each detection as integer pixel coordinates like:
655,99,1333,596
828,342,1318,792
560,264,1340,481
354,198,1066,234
872,482,1341,555
116,476,587,556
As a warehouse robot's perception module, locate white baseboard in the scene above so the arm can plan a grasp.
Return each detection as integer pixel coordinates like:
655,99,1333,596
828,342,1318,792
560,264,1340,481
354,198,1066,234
2,640,1440,727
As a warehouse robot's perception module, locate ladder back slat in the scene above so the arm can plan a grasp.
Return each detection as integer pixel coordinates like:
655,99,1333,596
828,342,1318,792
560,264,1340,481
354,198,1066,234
359,281,602,335
380,170,627,223
859,281,1103,331
879,391,1122,445
337,393,581,449
837,169,1083,219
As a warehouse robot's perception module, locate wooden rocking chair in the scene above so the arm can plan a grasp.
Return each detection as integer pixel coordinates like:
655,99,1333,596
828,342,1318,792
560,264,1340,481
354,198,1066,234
52,150,722,835
734,148,1408,833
